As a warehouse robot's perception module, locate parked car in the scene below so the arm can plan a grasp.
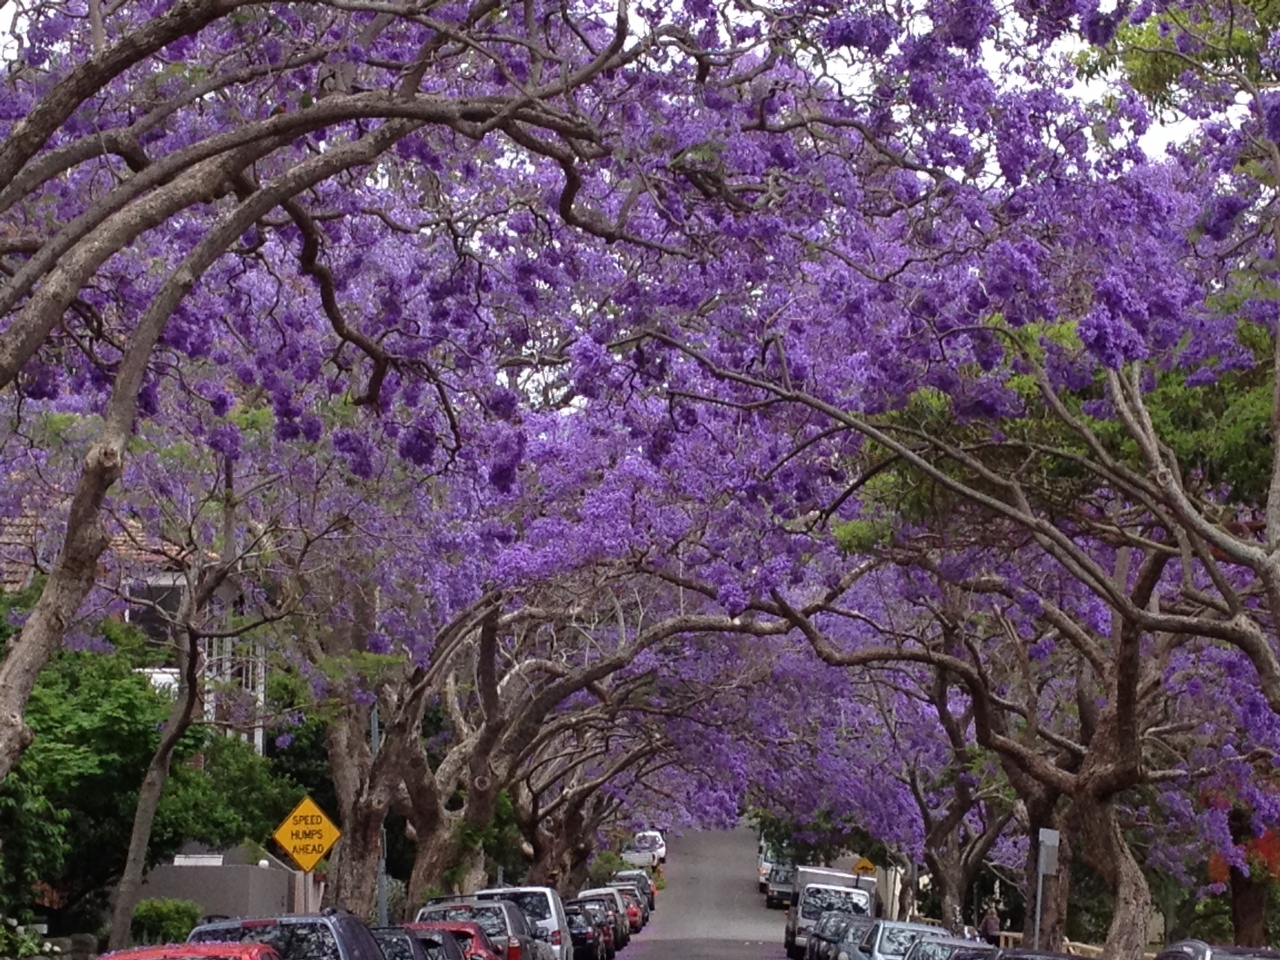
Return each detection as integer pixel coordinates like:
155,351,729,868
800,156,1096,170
609,871,656,911
374,927,466,960
475,887,573,960
765,865,797,910
606,881,649,925
954,951,1088,960
857,922,945,960
106,945,283,960
564,906,605,960
758,842,784,893
404,922,502,960
1158,943,1280,960
570,901,616,960
575,888,631,949
189,913,384,960
902,940,992,960
635,831,666,864
614,888,644,932
571,894,627,951
786,880,872,960
807,912,870,960
832,918,880,960
416,898,541,960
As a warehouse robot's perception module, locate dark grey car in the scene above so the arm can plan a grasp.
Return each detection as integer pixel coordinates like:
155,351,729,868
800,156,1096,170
189,913,385,960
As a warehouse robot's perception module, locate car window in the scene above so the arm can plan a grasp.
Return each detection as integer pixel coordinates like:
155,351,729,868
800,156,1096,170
841,919,876,945
421,908,505,940
373,933,418,960
501,893,552,923
191,923,341,960
567,913,592,932
802,889,869,921
879,929,928,957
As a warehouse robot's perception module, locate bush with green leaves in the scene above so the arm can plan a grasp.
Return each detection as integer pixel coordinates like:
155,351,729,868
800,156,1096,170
586,852,626,888
130,898,203,945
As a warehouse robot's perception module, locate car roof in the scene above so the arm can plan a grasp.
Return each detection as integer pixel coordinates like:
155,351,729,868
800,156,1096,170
876,922,945,933
476,887,554,896
1162,944,1280,960
577,888,622,897
108,947,281,960
913,937,987,947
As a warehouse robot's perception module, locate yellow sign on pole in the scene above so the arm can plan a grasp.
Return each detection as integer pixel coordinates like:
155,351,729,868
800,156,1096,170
853,857,877,875
273,796,341,873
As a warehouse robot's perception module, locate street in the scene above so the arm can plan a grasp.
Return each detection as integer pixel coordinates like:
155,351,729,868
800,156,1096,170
626,828,781,960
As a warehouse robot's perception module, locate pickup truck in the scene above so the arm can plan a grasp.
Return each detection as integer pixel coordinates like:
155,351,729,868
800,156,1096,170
784,867,875,960
765,864,796,909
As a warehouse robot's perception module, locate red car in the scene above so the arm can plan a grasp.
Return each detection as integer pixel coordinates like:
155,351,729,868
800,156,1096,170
616,891,642,933
405,922,502,960
104,945,283,960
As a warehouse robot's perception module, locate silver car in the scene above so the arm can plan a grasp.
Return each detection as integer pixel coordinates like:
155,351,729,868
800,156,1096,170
476,887,573,960
858,922,943,960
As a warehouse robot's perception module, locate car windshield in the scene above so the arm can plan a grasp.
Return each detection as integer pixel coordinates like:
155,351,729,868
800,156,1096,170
567,914,592,932
879,929,929,957
421,907,505,939
190,923,340,960
485,893,551,923
840,919,876,945
802,889,868,921
770,867,796,883
373,932,417,960
635,836,659,851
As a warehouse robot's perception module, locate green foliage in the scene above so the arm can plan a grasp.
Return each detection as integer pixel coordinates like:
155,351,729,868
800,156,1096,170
748,809,887,869
0,607,306,931
0,920,45,958
586,852,626,887
131,898,203,945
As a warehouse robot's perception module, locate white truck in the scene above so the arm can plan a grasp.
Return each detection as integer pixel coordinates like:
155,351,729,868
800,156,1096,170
784,866,876,960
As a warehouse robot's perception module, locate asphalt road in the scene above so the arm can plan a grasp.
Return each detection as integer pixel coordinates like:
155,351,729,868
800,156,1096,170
625,827,783,960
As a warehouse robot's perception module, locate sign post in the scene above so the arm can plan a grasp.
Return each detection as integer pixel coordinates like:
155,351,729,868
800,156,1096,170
273,797,341,874
1033,828,1060,951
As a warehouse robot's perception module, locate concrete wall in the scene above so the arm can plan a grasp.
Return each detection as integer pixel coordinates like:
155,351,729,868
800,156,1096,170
140,864,292,919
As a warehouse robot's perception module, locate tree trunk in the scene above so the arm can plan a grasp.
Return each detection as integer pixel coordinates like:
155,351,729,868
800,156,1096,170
325,792,387,918
1230,809,1269,947
406,820,455,910
0,445,119,782
1076,794,1150,960
107,626,201,949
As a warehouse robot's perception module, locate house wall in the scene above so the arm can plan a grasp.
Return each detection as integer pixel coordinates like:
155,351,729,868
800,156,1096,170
139,864,293,919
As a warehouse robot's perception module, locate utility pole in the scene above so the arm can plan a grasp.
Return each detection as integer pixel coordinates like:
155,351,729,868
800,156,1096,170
372,706,389,926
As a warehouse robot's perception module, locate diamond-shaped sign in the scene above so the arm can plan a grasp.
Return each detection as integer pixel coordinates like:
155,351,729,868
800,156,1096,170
273,796,341,873
853,857,876,875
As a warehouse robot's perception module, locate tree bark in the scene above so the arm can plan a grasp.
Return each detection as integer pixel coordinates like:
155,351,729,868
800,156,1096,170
1076,794,1150,960
107,623,201,949
1230,809,1269,947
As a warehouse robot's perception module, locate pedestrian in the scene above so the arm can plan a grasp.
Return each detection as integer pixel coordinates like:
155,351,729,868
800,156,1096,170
979,907,1001,946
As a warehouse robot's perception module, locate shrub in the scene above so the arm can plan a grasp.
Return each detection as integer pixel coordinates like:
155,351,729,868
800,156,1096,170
131,898,203,945
586,852,626,887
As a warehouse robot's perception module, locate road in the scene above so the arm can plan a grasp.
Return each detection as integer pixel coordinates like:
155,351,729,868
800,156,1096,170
626,827,782,960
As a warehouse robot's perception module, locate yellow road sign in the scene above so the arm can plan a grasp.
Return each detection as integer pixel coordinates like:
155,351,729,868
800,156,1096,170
273,796,341,873
853,857,876,875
